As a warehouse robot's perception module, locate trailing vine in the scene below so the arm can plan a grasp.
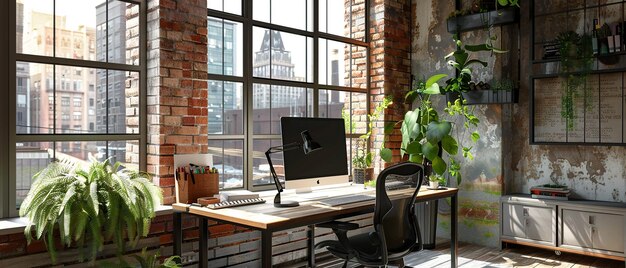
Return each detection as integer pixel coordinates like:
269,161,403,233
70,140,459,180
556,31,594,130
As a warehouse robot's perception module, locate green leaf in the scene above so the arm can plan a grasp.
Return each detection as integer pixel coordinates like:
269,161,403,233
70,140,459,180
425,74,448,88
442,135,459,155
408,154,423,164
432,156,447,175
426,121,452,144
405,141,421,154
380,148,393,162
421,142,439,161
422,82,441,95
384,122,396,135
471,131,480,143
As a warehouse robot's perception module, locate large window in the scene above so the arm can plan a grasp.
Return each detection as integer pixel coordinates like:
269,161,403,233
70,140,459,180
8,0,146,217
207,0,369,190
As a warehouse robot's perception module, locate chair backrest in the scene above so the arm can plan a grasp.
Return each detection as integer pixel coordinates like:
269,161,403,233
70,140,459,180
374,162,424,258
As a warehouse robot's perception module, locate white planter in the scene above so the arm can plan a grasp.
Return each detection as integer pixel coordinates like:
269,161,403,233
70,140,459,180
429,181,439,189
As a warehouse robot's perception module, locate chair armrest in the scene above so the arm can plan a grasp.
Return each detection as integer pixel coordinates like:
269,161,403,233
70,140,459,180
317,221,360,231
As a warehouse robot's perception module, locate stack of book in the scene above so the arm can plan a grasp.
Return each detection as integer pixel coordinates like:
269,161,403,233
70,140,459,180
542,42,560,60
530,184,570,200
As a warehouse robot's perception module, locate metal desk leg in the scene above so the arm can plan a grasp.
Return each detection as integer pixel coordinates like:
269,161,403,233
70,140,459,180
261,230,273,268
199,218,209,268
173,212,182,263
451,194,458,267
308,225,315,267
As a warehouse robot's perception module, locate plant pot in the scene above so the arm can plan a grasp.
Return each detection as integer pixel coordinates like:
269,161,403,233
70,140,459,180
353,167,374,184
447,7,519,33
461,90,490,104
429,181,439,189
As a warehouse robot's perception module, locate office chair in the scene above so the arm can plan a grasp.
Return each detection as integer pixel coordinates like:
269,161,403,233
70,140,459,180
315,162,424,268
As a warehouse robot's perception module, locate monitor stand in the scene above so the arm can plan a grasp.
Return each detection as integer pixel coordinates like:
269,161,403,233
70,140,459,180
295,187,313,194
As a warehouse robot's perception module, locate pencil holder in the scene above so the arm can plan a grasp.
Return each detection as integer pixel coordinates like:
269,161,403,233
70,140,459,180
175,171,219,203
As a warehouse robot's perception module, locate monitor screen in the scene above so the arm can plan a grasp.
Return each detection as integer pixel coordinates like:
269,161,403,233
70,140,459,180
280,117,348,182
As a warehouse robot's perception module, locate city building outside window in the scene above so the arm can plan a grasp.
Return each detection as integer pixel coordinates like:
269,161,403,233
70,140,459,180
9,0,145,216
207,0,369,190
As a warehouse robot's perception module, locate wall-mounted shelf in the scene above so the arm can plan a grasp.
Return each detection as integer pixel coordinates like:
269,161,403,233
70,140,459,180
447,7,519,34
529,0,626,146
446,89,518,105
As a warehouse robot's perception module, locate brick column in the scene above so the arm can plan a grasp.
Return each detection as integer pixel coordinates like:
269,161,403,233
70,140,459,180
369,0,412,168
146,0,208,204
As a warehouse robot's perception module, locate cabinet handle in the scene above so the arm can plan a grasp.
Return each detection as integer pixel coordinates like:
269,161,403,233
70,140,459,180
525,218,529,226
591,227,596,233
589,215,595,225
523,208,529,216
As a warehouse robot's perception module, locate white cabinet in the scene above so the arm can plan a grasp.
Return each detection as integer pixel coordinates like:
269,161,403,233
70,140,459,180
501,195,626,262
560,209,624,253
501,201,555,245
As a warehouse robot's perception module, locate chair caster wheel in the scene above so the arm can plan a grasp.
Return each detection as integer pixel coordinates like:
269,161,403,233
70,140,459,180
554,250,561,256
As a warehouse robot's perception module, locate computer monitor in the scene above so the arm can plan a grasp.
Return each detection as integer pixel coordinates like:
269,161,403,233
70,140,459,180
281,117,349,193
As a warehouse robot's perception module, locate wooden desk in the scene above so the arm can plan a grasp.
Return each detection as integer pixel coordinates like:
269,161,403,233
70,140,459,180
172,187,458,268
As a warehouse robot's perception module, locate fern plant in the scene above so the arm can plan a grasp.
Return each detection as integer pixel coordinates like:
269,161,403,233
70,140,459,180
19,155,163,264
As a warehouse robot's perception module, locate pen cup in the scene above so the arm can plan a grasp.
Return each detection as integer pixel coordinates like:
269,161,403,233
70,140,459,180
175,172,219,204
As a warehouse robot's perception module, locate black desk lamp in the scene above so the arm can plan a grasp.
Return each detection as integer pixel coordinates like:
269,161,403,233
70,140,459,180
265,130,322,207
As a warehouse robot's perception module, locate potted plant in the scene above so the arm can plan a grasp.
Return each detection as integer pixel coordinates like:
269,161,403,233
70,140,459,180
103,248,181,268
427,174,446,189
19,156,163,264
491,77,517,103
352,96,392,184
443,36,507,105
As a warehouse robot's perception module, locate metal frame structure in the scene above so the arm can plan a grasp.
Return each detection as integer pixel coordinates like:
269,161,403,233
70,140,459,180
4,0,147,218
529,0,626,146
207,0,371,191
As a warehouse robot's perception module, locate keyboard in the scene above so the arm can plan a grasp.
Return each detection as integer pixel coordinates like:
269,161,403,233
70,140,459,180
318,194,375,207
206,198,266,209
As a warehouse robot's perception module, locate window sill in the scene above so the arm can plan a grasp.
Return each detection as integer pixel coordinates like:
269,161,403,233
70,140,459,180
0,205,173,236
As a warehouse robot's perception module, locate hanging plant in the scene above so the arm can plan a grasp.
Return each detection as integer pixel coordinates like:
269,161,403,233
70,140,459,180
556,31,594,130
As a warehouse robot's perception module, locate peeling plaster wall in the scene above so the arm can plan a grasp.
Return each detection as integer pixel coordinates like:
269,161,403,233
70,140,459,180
411,0,518,247
510,3,626,203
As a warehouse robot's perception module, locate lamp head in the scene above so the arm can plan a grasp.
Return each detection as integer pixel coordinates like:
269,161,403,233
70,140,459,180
301,130,322,154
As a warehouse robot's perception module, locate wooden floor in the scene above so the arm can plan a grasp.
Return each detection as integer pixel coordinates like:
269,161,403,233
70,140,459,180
311,241,625,268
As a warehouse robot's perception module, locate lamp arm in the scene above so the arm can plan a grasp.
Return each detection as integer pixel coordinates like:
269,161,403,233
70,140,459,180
265,142,301,194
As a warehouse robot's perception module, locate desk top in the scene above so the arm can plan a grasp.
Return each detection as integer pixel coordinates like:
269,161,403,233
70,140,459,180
173,186,457,231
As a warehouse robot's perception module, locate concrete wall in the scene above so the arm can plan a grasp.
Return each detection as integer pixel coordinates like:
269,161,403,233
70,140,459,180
411,0,519,247
509,1,626,203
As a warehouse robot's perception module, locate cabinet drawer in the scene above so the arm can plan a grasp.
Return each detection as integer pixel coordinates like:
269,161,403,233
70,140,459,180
561,209,624,253
561,209,592,248
502,202,554,243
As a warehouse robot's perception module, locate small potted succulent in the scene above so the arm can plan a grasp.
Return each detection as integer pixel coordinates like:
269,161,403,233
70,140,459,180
428,174,446,189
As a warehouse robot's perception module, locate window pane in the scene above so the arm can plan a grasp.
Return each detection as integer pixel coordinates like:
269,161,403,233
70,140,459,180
16,142,53,208
207,0,223,12
253,28,311,82
271,0,310,31
320,0,365,41
208,17,243,76
17,0,54,56
319,39,348,86
252,139,282,186
106,1,140,65
319,89,348,120
208,80,243,135
253,84,312,134
208,140,244,189
223,0,242,15
319,90,366,134
55,0,99,61
16,62,51,134
252,0,270,23
56,65,103,134
109,70,139,134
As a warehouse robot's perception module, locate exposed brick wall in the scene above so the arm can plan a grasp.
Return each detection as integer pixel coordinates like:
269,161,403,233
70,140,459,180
369,0,412,168
0,0,414,267
146,0,209,205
